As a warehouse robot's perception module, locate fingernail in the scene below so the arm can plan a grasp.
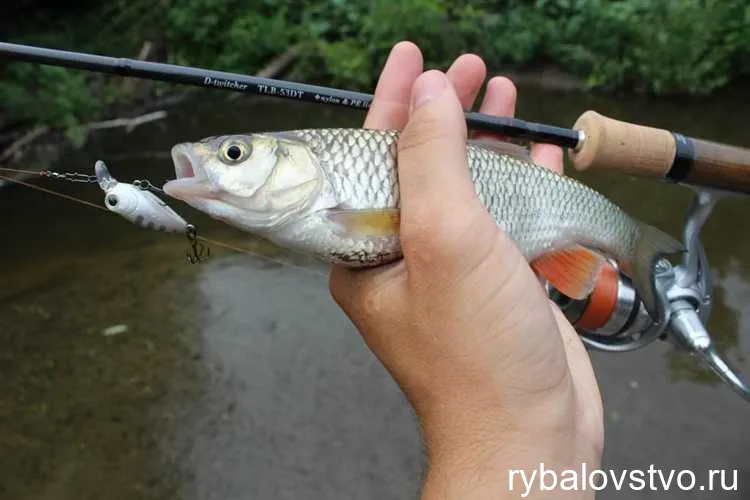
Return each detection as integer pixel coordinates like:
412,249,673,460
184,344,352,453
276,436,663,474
412,70,447,109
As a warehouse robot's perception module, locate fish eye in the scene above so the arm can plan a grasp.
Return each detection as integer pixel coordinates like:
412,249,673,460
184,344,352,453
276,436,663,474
220,140,249,164
227,145,242,160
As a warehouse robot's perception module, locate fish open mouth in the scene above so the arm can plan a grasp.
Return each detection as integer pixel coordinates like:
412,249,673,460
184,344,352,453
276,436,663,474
162,144,216,199
172,148,196,179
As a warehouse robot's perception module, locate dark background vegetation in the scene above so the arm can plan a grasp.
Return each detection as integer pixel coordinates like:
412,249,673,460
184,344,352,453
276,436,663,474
1,0,750,140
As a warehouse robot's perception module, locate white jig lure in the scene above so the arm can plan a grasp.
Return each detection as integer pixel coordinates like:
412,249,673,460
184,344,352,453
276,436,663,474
95,160,188,233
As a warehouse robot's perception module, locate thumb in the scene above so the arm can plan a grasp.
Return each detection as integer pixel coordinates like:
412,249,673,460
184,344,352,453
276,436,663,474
397,70,494,267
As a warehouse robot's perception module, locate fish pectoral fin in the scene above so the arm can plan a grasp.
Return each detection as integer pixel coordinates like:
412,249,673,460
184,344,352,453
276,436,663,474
324,208,400,237
530,245,606,300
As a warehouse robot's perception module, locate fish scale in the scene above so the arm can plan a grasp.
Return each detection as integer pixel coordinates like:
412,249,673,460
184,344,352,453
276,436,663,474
286,128,638,262
293,128,400,210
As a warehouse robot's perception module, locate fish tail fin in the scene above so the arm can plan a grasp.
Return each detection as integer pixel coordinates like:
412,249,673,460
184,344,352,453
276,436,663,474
627,222,685,318
531,244,606,300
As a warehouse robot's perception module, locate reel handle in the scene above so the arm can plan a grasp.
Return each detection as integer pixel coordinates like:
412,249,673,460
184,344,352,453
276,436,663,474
569,111,750,194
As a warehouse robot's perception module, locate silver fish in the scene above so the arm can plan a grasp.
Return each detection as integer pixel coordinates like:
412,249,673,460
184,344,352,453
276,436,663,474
162,128,683,314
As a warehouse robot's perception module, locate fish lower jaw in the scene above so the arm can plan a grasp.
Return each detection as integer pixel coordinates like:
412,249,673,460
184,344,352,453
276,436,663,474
198,206,300,236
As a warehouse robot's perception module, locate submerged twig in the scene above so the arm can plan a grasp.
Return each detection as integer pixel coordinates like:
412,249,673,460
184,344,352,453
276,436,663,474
120,40,154,96
0,124,50,162
257,46,298,78
228,46,299,100
80,110,167,133
98,151,172,162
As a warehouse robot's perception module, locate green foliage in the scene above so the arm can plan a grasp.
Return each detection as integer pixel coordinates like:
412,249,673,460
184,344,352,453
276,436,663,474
0,65,104,129
0,0,169,136
164,0,295,70
535,0,750,95
2,0,750,144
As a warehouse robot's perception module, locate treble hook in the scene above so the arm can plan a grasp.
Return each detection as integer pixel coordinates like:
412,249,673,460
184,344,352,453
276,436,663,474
185,224,210,264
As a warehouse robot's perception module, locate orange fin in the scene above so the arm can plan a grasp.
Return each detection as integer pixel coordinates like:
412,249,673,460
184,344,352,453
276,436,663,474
531,245,605,300
325,208,400,237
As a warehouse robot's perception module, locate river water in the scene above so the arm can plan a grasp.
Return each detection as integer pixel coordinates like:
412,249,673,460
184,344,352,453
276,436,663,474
1,85,749,499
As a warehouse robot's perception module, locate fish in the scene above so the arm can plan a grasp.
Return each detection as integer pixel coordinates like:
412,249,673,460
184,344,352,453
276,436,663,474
95,160,188,233
161,128,684,316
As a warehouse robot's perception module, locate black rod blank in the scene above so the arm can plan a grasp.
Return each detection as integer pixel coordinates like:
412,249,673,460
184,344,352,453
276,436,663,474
0,41,582,149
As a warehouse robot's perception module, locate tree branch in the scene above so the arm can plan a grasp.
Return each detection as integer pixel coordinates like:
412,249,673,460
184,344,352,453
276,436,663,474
80,110,167,133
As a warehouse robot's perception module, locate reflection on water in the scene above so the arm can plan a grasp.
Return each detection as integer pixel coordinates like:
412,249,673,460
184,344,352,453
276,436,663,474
1,85,750,499
716,258,750,364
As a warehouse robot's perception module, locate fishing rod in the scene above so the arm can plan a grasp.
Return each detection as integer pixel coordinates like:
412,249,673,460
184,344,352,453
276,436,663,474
2,41,750,195
1,41,749,402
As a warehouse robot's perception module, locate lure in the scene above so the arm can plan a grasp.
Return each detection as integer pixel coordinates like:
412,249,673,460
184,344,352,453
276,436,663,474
95,160,188,233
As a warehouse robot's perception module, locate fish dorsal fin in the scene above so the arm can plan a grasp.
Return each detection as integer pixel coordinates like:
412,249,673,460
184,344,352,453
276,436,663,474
324,208,400,237
530,245,606,300
268,130,310,145
468,139,532,161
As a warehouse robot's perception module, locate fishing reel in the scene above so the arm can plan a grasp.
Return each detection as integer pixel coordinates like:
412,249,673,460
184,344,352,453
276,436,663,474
547,189,750,402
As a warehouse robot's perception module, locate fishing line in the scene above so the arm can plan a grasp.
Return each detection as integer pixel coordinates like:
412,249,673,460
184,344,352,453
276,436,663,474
0,169,325,276
0,167,44,176
0,170,107,211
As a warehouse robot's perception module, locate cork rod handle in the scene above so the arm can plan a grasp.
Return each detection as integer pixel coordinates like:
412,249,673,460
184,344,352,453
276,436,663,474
568,111,750,194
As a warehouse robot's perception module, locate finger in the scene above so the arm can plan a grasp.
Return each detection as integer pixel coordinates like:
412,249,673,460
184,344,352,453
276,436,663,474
397,70,491,261
363,41,424,130
531,143,565,175
445,54,487,111
477,76,517,117
475,76,565,174
473,76,517,141
399,70,471,214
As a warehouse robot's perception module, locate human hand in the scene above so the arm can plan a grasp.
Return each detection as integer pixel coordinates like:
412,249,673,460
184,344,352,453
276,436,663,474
329,42,604,499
